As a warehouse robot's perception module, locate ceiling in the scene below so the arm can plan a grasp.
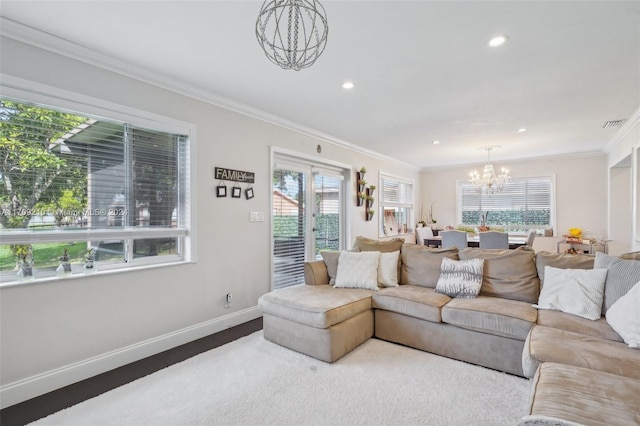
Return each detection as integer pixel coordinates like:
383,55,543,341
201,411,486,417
1,1,639,169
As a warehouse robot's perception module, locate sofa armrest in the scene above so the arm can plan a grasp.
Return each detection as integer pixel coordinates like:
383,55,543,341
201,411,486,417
304,260,330,286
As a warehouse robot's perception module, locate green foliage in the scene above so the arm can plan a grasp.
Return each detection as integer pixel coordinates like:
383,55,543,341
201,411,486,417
0,99,89,228
0,242,87,270
462,209,550,227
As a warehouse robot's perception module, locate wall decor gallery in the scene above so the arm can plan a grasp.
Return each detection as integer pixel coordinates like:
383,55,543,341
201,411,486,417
215,167,255,199
356,167,376,221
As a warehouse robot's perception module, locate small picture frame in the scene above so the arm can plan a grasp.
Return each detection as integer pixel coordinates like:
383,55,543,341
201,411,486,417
245,187,254,200
216,185,227,198
231,186,242,198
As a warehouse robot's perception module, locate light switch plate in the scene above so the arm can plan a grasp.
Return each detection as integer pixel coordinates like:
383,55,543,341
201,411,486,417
249,211,265,222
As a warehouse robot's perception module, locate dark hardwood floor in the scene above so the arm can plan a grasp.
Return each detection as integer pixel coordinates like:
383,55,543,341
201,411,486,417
0,318,263,426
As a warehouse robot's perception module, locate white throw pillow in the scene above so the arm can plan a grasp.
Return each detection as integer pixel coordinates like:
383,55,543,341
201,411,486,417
435,257,484,298
334,251,380,291
606,281,640,348
378,250,400,287
534,266,608,320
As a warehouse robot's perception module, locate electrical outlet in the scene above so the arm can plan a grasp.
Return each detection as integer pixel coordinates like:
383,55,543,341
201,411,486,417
225,293,233,308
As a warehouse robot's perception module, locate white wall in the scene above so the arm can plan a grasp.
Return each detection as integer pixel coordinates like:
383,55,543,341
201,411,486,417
607,113,640,253
421,154,609,241
0,37,420,406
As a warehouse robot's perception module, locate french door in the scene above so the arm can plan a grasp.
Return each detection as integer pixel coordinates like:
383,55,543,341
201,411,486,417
272,155,345,289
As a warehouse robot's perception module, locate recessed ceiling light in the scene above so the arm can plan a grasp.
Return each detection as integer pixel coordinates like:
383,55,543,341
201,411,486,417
432,140,441,145
488,36,508,47
342,81,355,89
517,128,527,133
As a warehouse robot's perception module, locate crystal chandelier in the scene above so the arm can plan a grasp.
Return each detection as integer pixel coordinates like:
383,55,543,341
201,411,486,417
469,147,511,194
256,0,329,71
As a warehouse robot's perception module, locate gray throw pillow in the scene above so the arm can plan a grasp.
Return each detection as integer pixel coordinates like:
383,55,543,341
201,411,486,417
535,251,595,286
320,250,340,285
594,252,640,313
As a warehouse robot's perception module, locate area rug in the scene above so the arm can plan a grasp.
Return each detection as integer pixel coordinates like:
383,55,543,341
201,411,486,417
30,331,530,425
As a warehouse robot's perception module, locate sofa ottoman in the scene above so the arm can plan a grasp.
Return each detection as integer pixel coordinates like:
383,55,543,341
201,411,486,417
258,284,375,362
522,325,640,379
526,362,640,426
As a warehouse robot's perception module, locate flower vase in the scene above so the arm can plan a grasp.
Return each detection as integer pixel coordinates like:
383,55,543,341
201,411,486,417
84,249,97,274
57,249,72,277
84,259,97,274
17,260,35,282
56,261,72,277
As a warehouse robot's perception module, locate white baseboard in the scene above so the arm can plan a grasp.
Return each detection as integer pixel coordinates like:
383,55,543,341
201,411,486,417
0,306,263,409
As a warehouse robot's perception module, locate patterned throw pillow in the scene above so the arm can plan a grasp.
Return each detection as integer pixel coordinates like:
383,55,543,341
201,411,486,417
334,251,380,291
435,257,484,299
594,252,640,313
534,266,608,320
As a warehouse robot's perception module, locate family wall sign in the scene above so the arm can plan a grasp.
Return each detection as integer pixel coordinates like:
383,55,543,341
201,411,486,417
215,167,255,199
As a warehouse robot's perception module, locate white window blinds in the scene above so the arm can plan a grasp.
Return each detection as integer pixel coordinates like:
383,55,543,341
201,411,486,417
458,177,553,230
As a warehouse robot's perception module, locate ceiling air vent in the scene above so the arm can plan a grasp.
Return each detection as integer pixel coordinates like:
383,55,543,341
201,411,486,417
602,119,626,129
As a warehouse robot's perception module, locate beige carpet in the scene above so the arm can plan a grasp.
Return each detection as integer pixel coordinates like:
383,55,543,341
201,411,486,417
31,331,530,425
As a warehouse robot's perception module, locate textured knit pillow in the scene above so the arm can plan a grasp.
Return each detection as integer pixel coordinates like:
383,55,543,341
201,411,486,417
606,281,640,348
378,251,400,288
594,252,640,313
334,251,380,291
534,266,608,320
435,257,484,298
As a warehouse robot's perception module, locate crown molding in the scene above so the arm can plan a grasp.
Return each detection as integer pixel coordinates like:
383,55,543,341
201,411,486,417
0,17,419,171
604,105,640,153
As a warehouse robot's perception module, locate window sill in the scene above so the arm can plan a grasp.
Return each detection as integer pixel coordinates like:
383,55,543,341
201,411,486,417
0,259,192,289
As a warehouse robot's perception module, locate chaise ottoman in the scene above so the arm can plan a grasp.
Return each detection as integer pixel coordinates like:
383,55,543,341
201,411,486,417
258,284,375,362
524,362,640,426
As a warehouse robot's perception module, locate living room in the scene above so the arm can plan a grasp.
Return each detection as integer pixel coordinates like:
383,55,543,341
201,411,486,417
1,1,639,424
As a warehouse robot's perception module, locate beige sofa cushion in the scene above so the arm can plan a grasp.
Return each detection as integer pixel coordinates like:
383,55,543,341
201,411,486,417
459,247,540,303
536,309,623,343
528,362,640,426
258,285,373,329
372,285,451,323
535,251,595,285
442,296,537,340
400,244,459,287
522,325,640,380
353,236,405,280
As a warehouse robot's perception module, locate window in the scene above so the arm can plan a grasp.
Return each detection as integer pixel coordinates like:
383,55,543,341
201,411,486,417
379,174,414,236
0,97,190,283
458,177,553,234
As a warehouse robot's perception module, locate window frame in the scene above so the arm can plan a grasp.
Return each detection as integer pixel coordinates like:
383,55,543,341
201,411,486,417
456,175,556,235
378,172,415,237
0,83,195,286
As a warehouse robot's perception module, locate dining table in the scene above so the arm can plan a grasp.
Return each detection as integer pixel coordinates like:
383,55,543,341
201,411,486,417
424,235,527,250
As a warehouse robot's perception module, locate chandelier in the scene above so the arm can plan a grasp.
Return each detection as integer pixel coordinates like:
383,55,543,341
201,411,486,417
469,147,511,194
256,0,329,71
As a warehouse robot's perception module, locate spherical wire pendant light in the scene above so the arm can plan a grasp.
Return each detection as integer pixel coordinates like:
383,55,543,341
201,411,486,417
256,0,329,71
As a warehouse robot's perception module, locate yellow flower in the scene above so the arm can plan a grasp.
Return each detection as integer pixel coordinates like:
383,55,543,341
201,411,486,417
568,227,582,237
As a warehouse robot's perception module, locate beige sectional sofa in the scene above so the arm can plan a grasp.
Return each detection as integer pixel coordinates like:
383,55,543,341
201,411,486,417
258,237,640,425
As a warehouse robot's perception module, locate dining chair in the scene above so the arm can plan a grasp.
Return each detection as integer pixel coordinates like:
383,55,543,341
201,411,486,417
524,230,536,248
415,226,434,245
479,231,509,249
440,230,468,250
